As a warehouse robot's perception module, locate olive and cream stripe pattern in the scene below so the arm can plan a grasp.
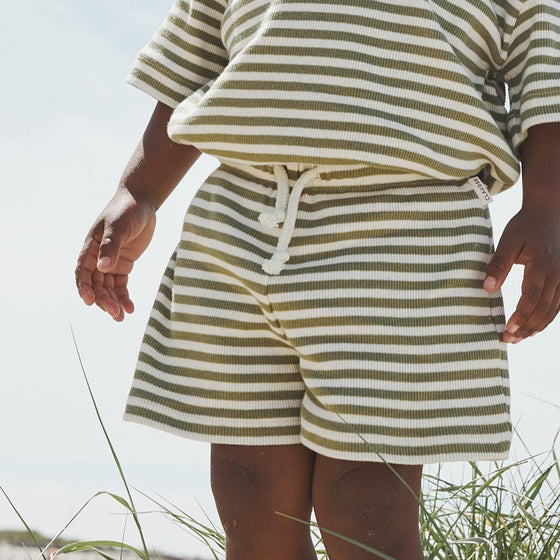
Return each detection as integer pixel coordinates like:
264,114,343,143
126,0,560,194
124,162,511,464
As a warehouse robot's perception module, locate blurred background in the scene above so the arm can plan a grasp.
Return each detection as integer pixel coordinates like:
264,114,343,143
1,1,559,558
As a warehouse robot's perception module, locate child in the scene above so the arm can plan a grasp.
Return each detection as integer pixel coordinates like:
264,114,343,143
76,1,560,558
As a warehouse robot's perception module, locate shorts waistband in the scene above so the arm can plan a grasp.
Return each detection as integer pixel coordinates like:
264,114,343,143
216,158,477,189
213,158,491,277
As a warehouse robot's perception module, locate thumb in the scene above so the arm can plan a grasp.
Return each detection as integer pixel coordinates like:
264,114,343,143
483,233,521,292
97,220,126,272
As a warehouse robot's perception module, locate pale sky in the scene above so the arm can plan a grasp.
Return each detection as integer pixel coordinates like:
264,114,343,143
1,1,560,558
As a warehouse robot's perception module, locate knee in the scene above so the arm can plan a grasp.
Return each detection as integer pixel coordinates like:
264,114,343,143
313,460,423,522
211,456,264,536
315,468,395,525
312,459,424,559
211,450,310,535
211,453,260,497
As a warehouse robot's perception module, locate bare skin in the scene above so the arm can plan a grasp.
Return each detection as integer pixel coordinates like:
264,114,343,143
75,101,201,321
75,102,560,340
75,101,560,558
211,444,424,560
483,121,560,343
312,454,424,560
210,444,318,560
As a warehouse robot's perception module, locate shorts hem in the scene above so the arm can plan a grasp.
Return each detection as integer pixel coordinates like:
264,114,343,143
122,412,303,446
301,437,511,465
123,413,511,465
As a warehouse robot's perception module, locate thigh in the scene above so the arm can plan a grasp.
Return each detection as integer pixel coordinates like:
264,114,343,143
312,454,424,560
211,443,317,560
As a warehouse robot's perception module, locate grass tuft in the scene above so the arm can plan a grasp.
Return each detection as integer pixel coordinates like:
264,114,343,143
1,332,559,559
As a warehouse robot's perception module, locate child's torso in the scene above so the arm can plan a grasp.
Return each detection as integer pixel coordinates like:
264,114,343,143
168,0,521,192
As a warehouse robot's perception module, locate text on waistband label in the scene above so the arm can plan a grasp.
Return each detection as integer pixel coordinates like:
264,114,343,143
468,176,493,206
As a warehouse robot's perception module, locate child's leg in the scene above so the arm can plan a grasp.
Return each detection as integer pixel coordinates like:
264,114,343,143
211,443,318,560
313,455,424,560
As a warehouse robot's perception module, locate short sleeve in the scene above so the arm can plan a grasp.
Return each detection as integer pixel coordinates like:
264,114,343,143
502,0,560,155
126,0,229,109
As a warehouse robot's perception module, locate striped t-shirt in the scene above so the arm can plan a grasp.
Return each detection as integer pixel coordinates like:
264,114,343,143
127,0,560,194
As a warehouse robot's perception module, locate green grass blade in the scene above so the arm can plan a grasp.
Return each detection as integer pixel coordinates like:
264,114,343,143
276,512,397,560
550,428,560,487
69,325,150,560
53,545,117,560
52,540,147,558
520,465,555,511
33,491,109,560
133,487,225,559
0,486,48,560
439,457,532,538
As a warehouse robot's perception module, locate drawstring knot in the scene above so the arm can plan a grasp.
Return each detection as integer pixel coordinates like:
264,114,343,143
258,209,285,229
260,165,320,275
261,250,290,275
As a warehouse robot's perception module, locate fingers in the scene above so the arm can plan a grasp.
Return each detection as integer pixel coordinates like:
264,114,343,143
75,223,103,307
75,234,133,322
504,265,560,342
483,210,560,343
114,275,135,315
75,213,136,321
503,261,546,342
90,269,134,322
96,220,127,273
483,231,521,293
532,283,560,334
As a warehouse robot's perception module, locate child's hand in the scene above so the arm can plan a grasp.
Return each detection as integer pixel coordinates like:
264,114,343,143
483,206,560,343
75,189,156,321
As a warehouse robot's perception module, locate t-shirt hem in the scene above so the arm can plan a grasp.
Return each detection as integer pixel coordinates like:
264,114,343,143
125,73,183,109
512,88,560,154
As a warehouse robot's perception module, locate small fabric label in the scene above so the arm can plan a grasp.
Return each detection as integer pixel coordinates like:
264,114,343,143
468,176,493,206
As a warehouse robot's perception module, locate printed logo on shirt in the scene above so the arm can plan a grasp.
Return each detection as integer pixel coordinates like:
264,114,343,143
468,176,493,206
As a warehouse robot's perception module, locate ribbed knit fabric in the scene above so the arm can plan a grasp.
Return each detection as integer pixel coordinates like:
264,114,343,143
124,162,511,464
126,0,560,194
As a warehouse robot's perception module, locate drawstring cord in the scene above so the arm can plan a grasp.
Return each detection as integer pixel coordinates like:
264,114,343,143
258,164,320,275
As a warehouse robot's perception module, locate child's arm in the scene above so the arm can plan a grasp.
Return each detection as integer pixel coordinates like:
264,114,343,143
75,101,201,321
484,122,560,343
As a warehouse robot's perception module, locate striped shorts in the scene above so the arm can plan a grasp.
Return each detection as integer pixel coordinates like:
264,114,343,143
124,161,511,465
